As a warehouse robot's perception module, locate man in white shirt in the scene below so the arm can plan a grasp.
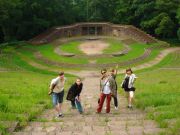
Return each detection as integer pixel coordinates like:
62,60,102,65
49,72,66,118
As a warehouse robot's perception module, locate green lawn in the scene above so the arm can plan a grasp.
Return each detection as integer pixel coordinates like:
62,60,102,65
7,41,163,72
1,40,178,135
102,38,125,54
36,41,161,65
16,45,83,71
125,46,163,68
0,44,77,134
0,72,76,134
96,43,158,64
11,41,163,67
14,43,89,65
60,41,84,54
0,45,77,75
59,38,125,55
35,44,89,64
117,51,180,135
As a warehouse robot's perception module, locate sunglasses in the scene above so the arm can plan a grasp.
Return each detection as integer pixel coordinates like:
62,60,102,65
101,72,106,74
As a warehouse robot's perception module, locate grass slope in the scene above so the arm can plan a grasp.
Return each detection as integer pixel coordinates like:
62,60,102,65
60,41,84,54
117,51,180,135
96,43,158,64
13,41,163,68
0,43,77,134
59,38,125,54
102,38,124,54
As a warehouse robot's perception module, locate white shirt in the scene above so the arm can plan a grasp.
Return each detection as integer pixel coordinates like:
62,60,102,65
121,74,137,88
50,77,66,93
103,79,111,94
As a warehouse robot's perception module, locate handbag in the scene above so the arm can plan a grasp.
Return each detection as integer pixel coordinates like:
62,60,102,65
98,98,100,104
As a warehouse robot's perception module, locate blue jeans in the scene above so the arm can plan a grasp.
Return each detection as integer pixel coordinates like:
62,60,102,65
71,99,83,113
52,90,64,106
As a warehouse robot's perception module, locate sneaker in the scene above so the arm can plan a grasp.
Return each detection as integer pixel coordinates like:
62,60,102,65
115,107,118,110
58,113,64,117
55,115,60,119
127,105,133,110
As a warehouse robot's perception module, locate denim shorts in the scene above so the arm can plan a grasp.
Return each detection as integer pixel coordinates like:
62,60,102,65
52,90,64,106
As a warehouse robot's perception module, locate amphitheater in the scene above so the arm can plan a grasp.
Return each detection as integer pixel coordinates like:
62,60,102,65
3,22,180,135
25,22,170,70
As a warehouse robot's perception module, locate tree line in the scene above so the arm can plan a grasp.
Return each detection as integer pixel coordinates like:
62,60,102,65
0,0,180,43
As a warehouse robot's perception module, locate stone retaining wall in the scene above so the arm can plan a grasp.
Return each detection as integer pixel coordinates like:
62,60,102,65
29,22,157,44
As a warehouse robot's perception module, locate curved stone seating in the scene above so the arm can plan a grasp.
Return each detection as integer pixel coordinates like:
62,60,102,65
112,45,131,57
53,36,131,58
54,47,75,57
33,46,156,69
54,45,130,58
27,34,166,69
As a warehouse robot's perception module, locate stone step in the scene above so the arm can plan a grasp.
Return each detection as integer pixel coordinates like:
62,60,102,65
0,121,19,133
11,73,166,135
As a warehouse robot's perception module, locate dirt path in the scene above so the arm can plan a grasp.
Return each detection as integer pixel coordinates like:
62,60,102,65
79,40,109,55
131,47,180,71
2,47,180,74
60,47,180,76
13,72,164,135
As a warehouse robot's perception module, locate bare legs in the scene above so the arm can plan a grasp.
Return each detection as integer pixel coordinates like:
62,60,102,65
55,103,62,114
126,91,134,108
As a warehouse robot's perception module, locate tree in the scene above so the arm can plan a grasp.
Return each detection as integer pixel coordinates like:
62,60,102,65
114,0,133,24
176,6,180,40
0,27,4,43
88,0,118,22
139,0,179,38
141,13,175,37
0,0,76,42
0,0,23,41
155,16,175,38
0,0,180,43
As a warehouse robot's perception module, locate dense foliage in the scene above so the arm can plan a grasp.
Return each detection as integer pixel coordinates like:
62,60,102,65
0,0,180,43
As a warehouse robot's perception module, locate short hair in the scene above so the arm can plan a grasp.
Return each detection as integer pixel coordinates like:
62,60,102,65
101,69,107,74
76,78,81,81
58,72,64,76
110,69,115,72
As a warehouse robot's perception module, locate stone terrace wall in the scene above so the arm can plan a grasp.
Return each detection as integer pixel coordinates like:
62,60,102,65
29,22,157,44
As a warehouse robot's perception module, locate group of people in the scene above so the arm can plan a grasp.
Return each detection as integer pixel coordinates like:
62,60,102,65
48,68,137,118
